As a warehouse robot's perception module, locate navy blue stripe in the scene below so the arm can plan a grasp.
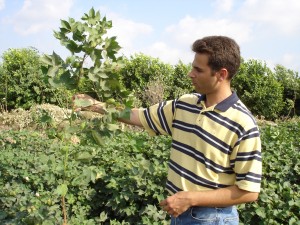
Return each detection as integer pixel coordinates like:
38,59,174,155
143,108,160,135
169,160,230,189
157,101,172,135
232,102,257,125
235,150,262,162
166,180,182,194
172,99,177,115
240,127,260,140
205,111,245,137
234,127,260,148
236,172,261,183
172,140,234,174
175,101,202,114
173,120,233,155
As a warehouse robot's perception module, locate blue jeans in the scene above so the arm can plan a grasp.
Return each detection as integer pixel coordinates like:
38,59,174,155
170,206,239,225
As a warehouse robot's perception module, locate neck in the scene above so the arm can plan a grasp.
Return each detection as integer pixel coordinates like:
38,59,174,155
204,87,232,108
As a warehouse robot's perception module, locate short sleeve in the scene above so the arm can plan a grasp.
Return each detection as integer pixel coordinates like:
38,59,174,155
232,126,262,192
138,100,175,136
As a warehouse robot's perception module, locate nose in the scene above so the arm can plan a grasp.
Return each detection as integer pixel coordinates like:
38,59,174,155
188,70,194,78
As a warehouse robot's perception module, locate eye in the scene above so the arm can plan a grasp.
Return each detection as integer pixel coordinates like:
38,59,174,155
195,68,203,73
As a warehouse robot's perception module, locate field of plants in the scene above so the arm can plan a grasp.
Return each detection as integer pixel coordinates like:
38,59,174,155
0,108,299,224
0,7,300,225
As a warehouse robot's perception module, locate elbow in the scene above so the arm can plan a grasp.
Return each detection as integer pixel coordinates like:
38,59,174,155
247,192,259,203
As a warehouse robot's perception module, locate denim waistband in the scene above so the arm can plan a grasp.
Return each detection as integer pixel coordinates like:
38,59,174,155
171,206,239,225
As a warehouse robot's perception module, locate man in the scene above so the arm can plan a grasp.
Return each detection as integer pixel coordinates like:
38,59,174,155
74,36,262,225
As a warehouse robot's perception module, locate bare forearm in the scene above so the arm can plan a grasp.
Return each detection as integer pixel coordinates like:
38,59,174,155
160,185,259,217
187,185,259,207
117,108,143,127
73,94,143,127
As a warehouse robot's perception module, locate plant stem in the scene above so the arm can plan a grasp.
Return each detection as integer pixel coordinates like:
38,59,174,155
62,196,67,225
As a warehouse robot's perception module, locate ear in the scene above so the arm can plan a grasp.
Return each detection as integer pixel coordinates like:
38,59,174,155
217,68,229,81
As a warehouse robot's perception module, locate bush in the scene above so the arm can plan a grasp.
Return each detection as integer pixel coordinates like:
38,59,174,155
0,129,171,224
273,65,300,116
1,118,299,224
239,119,300,224
169,61,194,99
0,48,65,111
232,59,284,120
119,54,174,107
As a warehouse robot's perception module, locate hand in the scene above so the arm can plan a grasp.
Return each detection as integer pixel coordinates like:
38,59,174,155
159,191,192,218
72,94,107,114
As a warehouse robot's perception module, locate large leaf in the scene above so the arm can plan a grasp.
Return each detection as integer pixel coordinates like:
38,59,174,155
56,184,68,197
73,98,93,107
60,19,71,30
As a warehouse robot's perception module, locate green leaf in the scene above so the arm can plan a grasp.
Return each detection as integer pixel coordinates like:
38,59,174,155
40,54,53,65
91,130,104,146
76,152,93,162
56,184,68,197
59,71,76,89
47,66,60,78
74,98,93,107
106,123,120,131
51,51,63,66
61,19,71,30
48,77,62,88
99,211,108,222
88,71,99,82
255,207,266,218
99,80,110,91
118,107,131,120
89,8,95,18
99,73,109,79
65,40,81,53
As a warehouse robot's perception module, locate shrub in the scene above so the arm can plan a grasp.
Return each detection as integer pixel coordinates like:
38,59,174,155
0,129,171,224
239,119,300,224
273,65,300,116
169,61,193,99
0,48,64,111
232,59,284,120
119,54,174,107
0,115,299,224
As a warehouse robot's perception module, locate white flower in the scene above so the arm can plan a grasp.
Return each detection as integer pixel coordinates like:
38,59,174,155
35,192,40,197
70,135,80,144
25,177,29,181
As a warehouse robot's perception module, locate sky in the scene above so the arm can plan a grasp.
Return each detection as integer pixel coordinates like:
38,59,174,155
0,0,299,73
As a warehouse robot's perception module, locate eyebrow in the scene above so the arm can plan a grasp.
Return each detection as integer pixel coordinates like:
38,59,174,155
192,64,203,72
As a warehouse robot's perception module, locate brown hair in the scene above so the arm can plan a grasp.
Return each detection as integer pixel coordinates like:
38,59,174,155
192,36,241,79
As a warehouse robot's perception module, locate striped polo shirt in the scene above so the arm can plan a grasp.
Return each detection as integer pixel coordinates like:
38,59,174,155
138,92,262,194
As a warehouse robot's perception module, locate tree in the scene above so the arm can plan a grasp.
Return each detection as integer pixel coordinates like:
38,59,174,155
0,48,57,110
273,65,300,116
232,59,284,120
170,61,193,99
41,8,134,224
118,53,174,107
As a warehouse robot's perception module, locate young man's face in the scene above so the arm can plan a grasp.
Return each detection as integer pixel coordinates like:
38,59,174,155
188,53,219,95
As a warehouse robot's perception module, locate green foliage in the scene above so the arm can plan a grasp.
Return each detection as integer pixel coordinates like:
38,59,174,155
41,8,135,135
39,7,138,224
1,119,299,224
169,61,193,99
0,129,171,224
239,120,300,224
0,48,62,110
41,8,129,104
232,59,285,120
118,54,174,107
273,65,300,116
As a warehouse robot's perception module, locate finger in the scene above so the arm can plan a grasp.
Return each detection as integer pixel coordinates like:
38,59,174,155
74,107,83,112
159,200,167,206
